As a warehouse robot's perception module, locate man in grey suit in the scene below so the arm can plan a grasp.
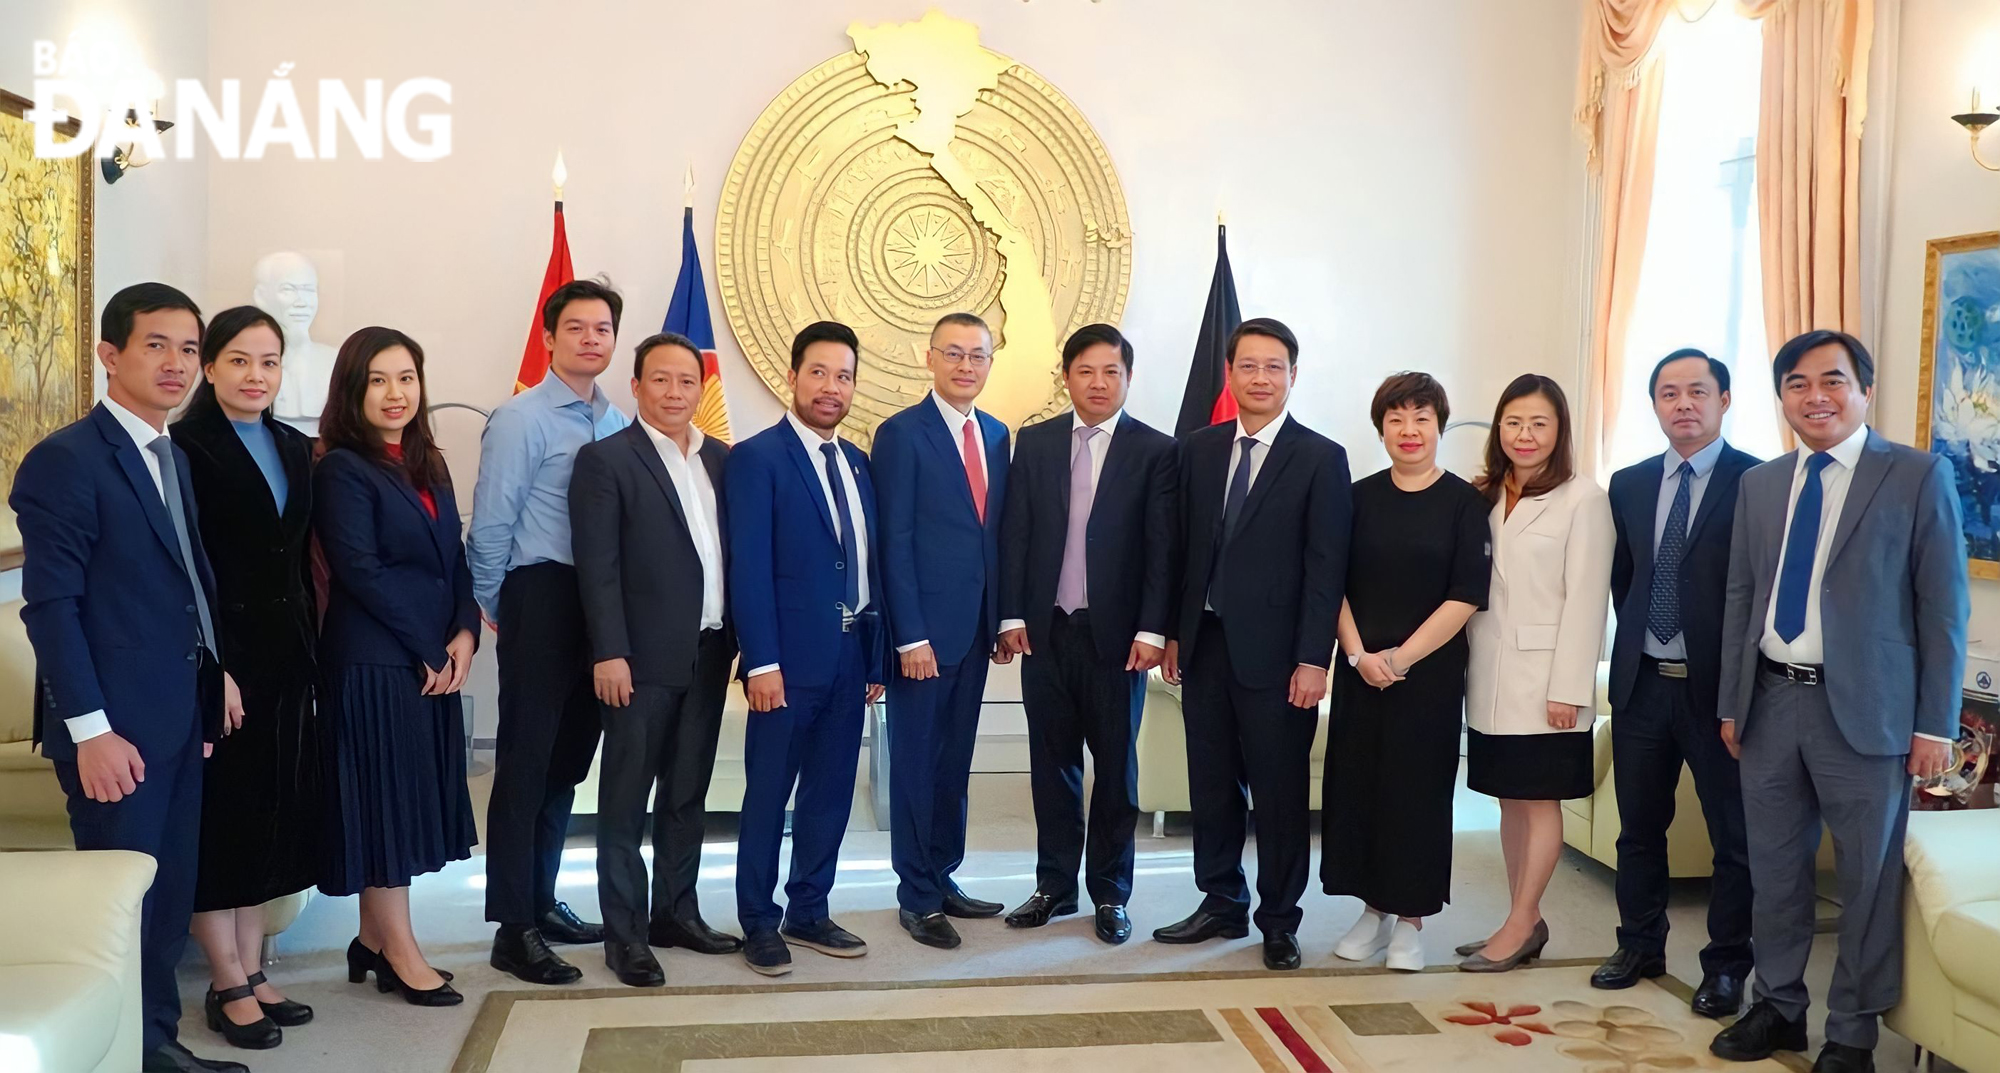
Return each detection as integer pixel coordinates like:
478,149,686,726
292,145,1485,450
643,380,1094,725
1709,330,1966,1073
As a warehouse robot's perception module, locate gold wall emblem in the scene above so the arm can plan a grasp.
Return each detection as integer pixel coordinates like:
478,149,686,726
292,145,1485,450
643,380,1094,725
716,11,1131,445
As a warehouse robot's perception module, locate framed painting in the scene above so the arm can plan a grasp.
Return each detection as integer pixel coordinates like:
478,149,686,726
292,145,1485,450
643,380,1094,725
1918,231,2000,580
0,87,94,570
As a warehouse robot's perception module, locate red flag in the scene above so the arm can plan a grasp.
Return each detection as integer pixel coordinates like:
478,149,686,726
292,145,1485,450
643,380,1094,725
514,201,574,393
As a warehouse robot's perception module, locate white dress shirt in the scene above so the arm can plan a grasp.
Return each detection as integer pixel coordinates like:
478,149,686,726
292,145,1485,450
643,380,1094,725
746,412,873,678
1746,423,1947,742
1205,409,1291,612
637,417,725,631
899,392,989,655
998,409,1166,650
66,398,171,744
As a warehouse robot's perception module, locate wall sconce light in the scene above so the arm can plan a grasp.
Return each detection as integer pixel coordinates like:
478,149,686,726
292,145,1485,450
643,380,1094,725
101,106,174,185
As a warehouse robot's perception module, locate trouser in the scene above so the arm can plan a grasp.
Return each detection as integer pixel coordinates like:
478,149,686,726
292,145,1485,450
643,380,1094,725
486,562,603,925
55,725,203,1054
595,630,733,945
1182,612,1315,935
887,630,991,915
1611,658,1754,977
1740,669,1911,1050
1020,610,1144,907
735,631,867,933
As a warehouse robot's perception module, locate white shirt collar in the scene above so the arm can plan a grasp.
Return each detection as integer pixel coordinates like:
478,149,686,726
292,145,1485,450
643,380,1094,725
1072,408,1123,436
102,395,167,450
638,414,704,460
1799,423,1869,473
929,390,979,431
1233,408,1290,447
785,409,843,453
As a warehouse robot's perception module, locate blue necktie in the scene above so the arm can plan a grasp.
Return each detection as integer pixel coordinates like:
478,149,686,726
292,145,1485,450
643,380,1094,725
822,443,861,612
1647,461,1693,645
1773,452,1834,643
1207,436,1256,613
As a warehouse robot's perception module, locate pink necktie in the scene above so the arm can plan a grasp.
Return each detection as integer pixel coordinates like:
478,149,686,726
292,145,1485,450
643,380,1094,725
961,418,987,524
1056,425,1100,613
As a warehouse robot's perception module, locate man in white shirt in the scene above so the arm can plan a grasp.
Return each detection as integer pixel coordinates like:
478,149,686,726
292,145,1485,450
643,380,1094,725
1710,331,1967,1073
570,332,738,988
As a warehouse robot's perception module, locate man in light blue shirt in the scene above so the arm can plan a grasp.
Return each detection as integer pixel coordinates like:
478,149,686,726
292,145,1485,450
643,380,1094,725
468,278,631,986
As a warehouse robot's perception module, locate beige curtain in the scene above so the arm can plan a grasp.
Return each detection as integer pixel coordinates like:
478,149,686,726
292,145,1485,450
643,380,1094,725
1735,0,1874,356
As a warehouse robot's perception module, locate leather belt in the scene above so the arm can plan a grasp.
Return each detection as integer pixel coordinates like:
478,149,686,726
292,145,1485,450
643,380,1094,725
1759,655,1822,686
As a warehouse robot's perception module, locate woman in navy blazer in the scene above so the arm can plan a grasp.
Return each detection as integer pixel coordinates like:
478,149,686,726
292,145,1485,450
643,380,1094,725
313,326,477,1008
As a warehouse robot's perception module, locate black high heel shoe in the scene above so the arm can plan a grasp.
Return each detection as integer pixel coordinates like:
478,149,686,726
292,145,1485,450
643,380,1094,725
346,937,453,984
205,983,282,1049
244,970,313,1026
371,949,463,1007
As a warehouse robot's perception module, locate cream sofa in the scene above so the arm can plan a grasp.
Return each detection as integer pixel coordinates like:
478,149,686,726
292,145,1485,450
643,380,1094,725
1887,809,2000,1073
0,849,155,1073
1134,671,1330,818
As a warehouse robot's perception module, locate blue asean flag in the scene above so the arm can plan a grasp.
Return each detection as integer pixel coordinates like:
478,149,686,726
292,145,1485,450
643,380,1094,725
665,205,732,442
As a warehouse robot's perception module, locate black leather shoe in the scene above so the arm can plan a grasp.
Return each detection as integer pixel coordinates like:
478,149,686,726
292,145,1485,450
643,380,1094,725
1262,932,1303,970
900,909,963,949
143,1040,250,1072
605,940,665,987
942,885,1003,919
245,970,312,1025
347,937,451,984
1095,905,1133,945
1004,890,1078,928
1811,1041,1875,1073
1591,947,1667,990
1711,1000,1809,1061
491,925,583,985
650,916,744,955
1692,973,1745,1018
782,917,868,958
370,951,464,1006
203,984,281,1049
537,901,604,944
1152,908,1250,944
743,929,793,976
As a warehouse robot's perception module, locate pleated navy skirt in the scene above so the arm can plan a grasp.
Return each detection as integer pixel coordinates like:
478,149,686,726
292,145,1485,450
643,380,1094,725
318,663,476,896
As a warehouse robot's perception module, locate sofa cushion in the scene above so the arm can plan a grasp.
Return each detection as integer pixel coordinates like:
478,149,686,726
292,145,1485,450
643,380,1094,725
1905,811,2000,935
1933,899,2000,1008
0,961,119,1073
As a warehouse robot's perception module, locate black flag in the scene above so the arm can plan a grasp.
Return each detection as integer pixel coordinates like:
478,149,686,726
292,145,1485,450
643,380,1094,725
1175,224,1242,435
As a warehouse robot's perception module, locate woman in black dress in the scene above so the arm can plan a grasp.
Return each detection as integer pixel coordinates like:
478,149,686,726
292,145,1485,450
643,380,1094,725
173,306,319,1050
314,326,477,1007
1323,373,1489,973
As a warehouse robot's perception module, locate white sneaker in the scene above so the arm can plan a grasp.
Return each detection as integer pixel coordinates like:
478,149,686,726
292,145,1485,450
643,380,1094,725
1385,919,1424,972
1332,908,1391,961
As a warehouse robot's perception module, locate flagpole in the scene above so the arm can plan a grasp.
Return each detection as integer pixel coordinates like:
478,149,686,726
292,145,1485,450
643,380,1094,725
684,163,695,211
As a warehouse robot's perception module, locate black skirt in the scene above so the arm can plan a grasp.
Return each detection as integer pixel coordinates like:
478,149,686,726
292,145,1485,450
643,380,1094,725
1465,727,1594,801
318,663,476,896
194,664,321,912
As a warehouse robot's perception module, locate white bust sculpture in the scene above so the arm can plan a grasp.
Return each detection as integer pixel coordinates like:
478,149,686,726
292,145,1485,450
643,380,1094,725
251,251,339,435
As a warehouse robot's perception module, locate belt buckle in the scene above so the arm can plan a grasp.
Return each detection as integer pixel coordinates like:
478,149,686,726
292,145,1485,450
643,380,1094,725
1656,661,1688,679
1792,663,1820,686
838,603,855,633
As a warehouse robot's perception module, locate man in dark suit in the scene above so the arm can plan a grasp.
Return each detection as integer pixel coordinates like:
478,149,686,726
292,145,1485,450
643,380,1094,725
1709,331,1967,1073
571,332,739,988
727,321,887,977
1597,348,1760,1016
873,312,1012,950
1156,317,1352,971
12,283,249,1073
995,324,1175,945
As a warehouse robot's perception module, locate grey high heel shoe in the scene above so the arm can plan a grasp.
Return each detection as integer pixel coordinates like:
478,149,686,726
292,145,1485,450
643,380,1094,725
1457,920,1549,973
1453,916,1544,958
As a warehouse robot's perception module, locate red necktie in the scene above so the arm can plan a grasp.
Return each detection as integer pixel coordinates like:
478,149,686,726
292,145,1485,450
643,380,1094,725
961,418,987,525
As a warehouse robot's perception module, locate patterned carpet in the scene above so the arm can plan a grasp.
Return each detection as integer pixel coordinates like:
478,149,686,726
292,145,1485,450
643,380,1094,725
451,958,1809,1073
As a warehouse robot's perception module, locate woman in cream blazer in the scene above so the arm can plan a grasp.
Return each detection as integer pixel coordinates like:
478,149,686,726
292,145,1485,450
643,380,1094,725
1459,374,1613,974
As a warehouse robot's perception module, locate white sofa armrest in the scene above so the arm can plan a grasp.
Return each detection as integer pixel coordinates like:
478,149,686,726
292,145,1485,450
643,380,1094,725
0,850,156,978
1904,811,2000,935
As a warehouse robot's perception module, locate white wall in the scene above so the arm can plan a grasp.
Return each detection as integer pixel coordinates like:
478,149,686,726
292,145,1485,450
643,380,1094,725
1874,0,2000,652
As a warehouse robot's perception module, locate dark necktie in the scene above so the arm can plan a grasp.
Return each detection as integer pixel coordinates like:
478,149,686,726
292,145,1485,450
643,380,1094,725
147,436,217,653
822,442,861,612
1773,452,1834,643
1647,461,1693,645
1207,435,1257,613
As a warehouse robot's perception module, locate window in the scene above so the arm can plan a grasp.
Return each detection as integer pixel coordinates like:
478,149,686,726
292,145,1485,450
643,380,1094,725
1610,8,1783,470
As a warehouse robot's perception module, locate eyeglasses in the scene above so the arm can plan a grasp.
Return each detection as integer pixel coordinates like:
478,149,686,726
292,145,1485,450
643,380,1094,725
929,346,992,368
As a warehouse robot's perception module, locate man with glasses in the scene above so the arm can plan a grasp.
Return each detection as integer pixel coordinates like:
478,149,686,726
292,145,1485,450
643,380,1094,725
872,312,1012,950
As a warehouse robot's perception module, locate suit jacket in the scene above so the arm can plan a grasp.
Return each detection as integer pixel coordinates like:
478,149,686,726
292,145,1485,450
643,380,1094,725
1169,416,1351,690
170,405,318,697
1466,475,1614,736
1718,430,1968,754
872,397,1010,664
1000,411,1176,659
312,448,480,674
570,421,736,688
14,404,222,762
725,418,887,689
1606,442,1759,717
